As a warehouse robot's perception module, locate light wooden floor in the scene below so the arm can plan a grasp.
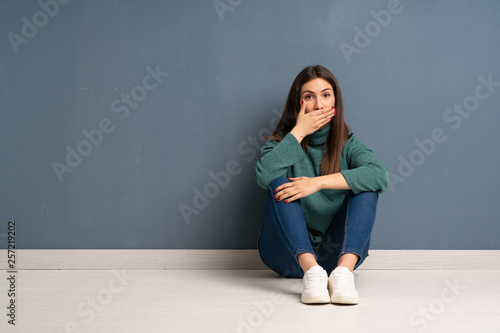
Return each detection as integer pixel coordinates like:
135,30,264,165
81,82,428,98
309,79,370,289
1,269,499,333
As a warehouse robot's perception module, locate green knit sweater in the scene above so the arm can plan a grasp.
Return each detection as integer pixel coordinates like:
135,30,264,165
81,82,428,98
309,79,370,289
254,123,389,250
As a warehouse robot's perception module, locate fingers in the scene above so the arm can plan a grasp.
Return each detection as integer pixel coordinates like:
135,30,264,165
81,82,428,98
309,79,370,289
282,194,300,203
319,117,332,128
322,106,337,115
322,107,336,122
274,182,297,202
308,106,335,118
330,107,337,118
274,182,294,193
273,177,312,203
274,188,299,202
299,99,306,115
324,108,336,122
274,177,302,192
308,107,335,128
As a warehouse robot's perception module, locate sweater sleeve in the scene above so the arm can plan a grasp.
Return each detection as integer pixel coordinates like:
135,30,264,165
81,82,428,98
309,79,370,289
340,136,389,194
254,133,305,189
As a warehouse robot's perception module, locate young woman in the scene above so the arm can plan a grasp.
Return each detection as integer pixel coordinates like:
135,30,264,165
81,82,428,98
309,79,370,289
254,65,388,305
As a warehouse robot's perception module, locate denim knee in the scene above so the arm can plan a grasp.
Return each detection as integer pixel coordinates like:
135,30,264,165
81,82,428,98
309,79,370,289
352,191,379,204
268,177,290,193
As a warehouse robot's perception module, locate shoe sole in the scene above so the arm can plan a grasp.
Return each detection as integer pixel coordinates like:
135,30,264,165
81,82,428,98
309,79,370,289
330,295,359,305
301,295,331,304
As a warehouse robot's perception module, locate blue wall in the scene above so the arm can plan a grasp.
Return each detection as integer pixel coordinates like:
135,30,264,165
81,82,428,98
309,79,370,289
1,0,499,249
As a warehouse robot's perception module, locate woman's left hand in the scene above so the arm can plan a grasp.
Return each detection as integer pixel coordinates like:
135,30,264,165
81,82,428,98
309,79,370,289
274,177,322,203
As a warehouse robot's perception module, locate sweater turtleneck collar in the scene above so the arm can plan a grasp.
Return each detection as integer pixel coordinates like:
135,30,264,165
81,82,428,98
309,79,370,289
308,123,331,146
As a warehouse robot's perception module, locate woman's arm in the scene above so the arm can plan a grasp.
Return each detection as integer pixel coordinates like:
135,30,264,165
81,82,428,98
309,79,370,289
317,173,351,190
274,137,388,203
274,174,350,203
255,101,335,189
339,136,389,194
254,134,305,189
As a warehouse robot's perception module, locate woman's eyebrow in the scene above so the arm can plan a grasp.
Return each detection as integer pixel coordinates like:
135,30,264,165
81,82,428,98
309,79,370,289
302,88,333,94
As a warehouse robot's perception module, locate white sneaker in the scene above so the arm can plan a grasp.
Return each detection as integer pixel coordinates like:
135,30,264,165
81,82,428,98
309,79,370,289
301,266,330,304
329,266,359,304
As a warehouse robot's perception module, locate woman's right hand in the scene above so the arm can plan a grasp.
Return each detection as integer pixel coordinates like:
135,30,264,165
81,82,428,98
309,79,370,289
290,100,336,143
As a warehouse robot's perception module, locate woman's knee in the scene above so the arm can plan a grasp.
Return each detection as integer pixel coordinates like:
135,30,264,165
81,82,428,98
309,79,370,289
351,191,379,205
258,243,303,278
267,177,290,193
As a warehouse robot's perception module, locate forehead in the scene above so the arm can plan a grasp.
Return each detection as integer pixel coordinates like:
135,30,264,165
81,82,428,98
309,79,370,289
301,78,333,93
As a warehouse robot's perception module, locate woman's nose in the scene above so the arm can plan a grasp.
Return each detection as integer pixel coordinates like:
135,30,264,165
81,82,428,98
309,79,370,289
314,99,323,109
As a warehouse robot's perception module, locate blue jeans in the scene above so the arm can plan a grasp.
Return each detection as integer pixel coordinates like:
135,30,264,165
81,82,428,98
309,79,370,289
258,177,378,278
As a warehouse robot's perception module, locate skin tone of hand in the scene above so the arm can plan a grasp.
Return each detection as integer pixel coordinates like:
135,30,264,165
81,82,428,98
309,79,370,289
275,78,350,204
274,174,350,203
289,96,335,143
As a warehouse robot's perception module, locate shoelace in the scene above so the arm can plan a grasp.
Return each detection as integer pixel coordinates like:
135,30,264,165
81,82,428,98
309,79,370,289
333,270,354,289
305,270,326,288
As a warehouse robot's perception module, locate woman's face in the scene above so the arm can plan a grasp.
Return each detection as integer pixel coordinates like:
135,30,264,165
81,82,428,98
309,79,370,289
300,78,335,114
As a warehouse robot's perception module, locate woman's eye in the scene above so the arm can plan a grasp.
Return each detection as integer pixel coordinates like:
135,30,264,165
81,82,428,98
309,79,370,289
323,94,331,98
304,95,312,100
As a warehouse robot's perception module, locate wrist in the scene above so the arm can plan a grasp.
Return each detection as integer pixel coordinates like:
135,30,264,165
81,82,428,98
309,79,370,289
316,176,326,191
290,127,306,143
316,173,351,191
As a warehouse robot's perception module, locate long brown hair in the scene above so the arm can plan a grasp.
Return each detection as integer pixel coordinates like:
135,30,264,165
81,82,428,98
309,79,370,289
267,65,351,175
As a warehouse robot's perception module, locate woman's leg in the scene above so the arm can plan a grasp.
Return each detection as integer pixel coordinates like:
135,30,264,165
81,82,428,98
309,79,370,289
316,191,379,274
316,191,378,304
257,177,318,278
